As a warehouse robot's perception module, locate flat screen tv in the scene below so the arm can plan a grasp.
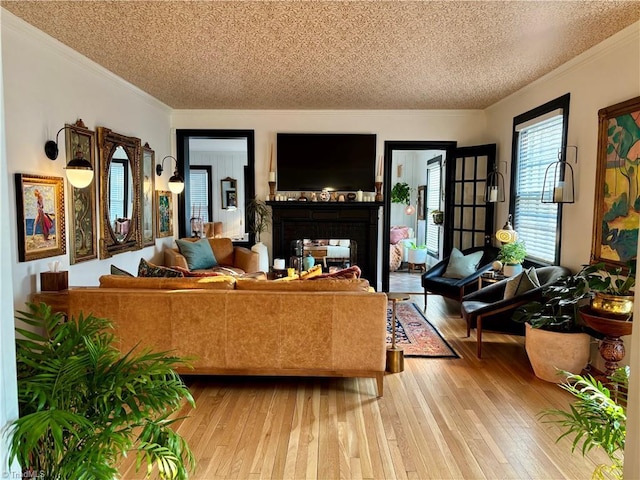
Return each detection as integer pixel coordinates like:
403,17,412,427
276,133,376,191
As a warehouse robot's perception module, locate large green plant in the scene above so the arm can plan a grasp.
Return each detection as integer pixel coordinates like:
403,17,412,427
391,182,411,205
580,261,636,295
246,196,271,242
6,303,195,479
540,367,628,480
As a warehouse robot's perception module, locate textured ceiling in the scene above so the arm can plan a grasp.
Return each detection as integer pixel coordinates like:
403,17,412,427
2,1,639,110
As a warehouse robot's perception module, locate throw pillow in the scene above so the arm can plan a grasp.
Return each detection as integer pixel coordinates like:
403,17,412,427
390,226,409,245
503,267,541,300
175,238,217,270
138,258,184,278
307,265,362,280
110,264,134,277
442,248,484,279
172,265,223,277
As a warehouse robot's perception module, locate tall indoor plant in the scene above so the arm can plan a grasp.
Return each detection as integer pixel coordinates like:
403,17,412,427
246,196,272,272
6,303,195,479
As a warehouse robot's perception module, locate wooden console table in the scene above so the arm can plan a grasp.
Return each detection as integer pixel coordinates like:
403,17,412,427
30,290,70,317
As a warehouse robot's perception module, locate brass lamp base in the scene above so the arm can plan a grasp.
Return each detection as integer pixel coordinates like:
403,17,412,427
386,347,404,373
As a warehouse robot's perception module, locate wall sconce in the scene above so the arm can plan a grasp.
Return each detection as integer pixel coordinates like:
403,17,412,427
44,126,94,188
495,214,518,244
484,162,505,203
541,145,577,204
156,155,185,194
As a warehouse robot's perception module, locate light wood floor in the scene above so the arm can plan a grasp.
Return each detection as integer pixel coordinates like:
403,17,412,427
120,295,608,479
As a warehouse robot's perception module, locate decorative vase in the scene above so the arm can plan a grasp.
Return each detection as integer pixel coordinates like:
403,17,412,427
503,263,522,277
525,323,591,383
432,212,444,225
407,248,427,265
302,252,315,271
251,242,269,273
590,292,634,318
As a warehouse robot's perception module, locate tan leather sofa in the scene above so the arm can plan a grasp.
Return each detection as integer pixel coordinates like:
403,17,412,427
67,275,387,396
164,237,260,274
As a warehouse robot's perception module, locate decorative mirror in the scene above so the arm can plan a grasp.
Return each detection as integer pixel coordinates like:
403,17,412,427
97,126,142,258
221,177,237,210
141,143,156,247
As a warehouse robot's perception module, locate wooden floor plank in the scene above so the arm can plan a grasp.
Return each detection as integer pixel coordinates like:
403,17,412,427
118,295,610,479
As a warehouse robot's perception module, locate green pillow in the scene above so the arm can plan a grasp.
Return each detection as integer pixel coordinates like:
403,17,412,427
175,238,217,270
442,248,484,279
503,267,540,299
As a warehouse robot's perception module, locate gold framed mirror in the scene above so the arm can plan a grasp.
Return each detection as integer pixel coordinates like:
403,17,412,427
221,177,237,210
97,126,142,258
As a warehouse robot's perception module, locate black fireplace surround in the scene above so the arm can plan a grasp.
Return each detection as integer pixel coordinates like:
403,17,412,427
268,201,382,282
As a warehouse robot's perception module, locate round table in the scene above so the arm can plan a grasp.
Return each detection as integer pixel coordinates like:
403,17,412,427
386,293,411,373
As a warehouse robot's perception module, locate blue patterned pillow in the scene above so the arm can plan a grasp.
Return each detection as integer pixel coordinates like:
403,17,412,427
175,238,217,270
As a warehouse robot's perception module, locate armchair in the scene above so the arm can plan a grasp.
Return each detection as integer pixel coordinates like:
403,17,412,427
422,245,500,309
461,265,570,358
164,237,260,275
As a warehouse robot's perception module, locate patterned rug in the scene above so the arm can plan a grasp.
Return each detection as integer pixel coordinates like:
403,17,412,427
386,302,459,358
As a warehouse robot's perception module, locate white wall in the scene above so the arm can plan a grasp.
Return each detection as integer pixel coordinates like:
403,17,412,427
2,11,173,312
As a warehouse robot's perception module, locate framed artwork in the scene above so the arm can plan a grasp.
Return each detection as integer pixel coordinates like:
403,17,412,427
591,96,640,268
226,190,237,208
66,120,97,264
417,185,426,220
156,190,173,238
141,143,156,246
15,174,66,262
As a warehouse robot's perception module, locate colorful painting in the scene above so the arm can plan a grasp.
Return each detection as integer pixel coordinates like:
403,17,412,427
592,96,640,268
15,174,66,262
66,120,97,264
156,190,173,238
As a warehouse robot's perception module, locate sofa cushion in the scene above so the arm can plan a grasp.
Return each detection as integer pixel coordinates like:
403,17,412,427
110,264,134,277
503,267,540,300
442,248,484,279
235,277,371,292
99,274,236,290
138,258,184,278
176,238,217,270
308,265,362,280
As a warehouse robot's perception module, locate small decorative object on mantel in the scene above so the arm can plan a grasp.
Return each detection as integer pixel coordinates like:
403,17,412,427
310,192,317,202
347,192,357,202
298,192,308,201
338,194,346,202
320,189,330,202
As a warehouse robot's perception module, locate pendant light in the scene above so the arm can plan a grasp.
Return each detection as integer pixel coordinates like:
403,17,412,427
541,146,577,204
496,214,518,244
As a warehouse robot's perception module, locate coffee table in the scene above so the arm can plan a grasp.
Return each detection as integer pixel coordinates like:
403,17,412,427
386,292,410,373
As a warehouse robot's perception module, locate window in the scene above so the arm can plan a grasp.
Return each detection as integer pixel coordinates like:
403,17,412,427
426,156,442,257
510,93,570,264
108,159,127,222
189,166,212,222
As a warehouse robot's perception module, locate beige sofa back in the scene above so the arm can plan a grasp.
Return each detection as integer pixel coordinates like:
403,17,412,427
67,288,387,394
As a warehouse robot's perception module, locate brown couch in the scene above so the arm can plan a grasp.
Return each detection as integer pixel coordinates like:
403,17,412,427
164,237,260,274
67,275,388,396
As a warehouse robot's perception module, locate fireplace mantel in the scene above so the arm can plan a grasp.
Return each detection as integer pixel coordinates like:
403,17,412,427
268,201,382,282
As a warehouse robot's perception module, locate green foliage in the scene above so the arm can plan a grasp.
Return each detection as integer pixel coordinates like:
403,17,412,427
580,261,636,295
6,303,195,479
512,271,591,332
498,240,527,265
540,367,629,480
246,196,271,242
406,241,427,250
391,182,411,205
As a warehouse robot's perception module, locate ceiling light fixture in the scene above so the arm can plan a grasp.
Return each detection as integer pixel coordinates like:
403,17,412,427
156,155,185,194
44,124,94,188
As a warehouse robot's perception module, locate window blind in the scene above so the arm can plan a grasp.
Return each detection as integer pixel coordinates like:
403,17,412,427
514,114,563,263
189,168,210,222
109,162,125,222
426,161,441,255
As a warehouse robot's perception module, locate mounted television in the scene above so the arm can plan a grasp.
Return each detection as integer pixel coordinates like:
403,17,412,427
276,133,376,191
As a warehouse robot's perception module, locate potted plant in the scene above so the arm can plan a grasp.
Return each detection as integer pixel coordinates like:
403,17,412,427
498,240,527,276
540,366,628,479
430,209,444,225
391,182,411,205
406,241,428,266
513,272,592,382
246,196,271,272
580,261,635,318
6,303,195,479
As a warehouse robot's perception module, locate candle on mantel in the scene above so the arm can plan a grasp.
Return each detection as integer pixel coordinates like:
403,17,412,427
375,175,383,183
269,171,276,182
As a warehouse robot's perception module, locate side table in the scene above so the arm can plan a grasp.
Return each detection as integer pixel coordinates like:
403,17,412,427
30,289,70,317
478,273,506,289
386,292,410,373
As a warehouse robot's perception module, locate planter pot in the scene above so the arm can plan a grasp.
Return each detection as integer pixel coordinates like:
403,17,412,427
407,248,428,265
251,242,269,273
590,292,634,318
503,263,522,277
432,212,444,225
525,323,591,383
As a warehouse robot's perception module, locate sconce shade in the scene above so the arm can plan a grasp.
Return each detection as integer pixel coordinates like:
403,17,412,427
156,155,185,194
496,214,518,244
541,146,577,204
44,124,95,188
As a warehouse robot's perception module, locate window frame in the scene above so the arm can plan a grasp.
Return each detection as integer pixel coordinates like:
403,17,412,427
509,93,570,265
189,165,213,223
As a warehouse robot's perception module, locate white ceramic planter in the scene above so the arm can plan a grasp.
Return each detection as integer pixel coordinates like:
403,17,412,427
251,242,269,272
524,323,591,383
407,248,428,265
503,263,522,277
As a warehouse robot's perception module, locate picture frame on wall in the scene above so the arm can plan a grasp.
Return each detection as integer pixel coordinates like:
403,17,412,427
66,120,97,264
417,185,426,220
141,143,156,246
156,190,173,238
15,174,66,262
591,96,640,268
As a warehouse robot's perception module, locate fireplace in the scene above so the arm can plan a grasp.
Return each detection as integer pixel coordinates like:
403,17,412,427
268,202,381,282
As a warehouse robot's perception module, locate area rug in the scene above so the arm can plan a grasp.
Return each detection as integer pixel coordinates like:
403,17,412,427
386,302,459,358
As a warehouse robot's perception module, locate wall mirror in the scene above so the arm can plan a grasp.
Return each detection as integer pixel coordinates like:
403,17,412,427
176,129,255,246
97,126,142,258
221,177,237,210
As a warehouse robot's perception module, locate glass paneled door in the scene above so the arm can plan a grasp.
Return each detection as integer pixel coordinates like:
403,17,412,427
444,144,497,253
